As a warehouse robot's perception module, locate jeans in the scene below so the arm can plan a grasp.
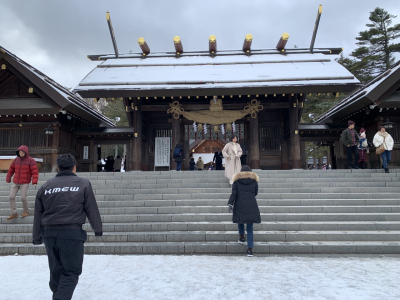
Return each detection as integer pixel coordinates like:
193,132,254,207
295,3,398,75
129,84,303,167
381,150,392,169
346,145,359,167
176,162,181,171
238,223,254,248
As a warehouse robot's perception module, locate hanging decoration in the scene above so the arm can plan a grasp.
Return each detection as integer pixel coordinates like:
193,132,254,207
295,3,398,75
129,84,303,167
226,123,232,131
193,121,197,133
221,124,225,135
167,99,263,125
198,123,203,131
232,121,236,132
204,123,208,134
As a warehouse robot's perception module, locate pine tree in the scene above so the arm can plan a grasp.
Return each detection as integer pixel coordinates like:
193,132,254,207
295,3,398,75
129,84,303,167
350,7,400,81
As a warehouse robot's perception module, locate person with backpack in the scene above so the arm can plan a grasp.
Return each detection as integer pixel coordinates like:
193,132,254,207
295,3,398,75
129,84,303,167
173,141,185,171
228,165,261,257
341,120,360,169
5,145,39,220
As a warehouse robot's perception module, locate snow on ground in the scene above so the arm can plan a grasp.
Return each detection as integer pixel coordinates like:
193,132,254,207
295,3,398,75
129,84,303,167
1,254,399,300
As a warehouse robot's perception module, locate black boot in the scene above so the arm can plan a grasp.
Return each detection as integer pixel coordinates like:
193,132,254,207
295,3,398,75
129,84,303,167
385,168,390,173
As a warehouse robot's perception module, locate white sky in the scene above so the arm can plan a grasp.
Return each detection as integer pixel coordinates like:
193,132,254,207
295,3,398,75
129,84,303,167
1,0,400,89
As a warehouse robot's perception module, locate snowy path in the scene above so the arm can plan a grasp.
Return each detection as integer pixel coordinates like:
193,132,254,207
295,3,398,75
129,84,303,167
1,254,399,300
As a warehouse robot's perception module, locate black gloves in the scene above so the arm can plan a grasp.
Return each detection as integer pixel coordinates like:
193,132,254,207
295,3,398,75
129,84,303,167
32,239,42,245
228,204,233,213
95,231,103,237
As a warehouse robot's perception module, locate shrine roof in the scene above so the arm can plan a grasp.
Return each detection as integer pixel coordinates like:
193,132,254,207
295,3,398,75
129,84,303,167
74,50,360,98
316,61,400,123
0,46,114,127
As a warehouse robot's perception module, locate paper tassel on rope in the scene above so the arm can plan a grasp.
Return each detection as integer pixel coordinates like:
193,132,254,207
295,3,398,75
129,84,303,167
193,122,197,133
226,123,232,131
221,124,225,135
232,122,236,132
204,124,208,134
198,123,203,131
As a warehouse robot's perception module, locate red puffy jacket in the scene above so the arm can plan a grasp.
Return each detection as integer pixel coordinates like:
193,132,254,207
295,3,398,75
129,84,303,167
6,145,39,185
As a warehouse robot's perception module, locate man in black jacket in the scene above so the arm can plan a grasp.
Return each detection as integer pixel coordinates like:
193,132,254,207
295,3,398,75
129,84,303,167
33,154,102,300
213,147,223,170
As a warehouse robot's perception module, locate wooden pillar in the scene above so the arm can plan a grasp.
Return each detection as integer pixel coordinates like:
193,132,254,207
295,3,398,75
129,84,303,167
300,141,306,169
171,117,180,170
132,100,142,170
142,113,150,171
289,95,301,169
281,139,290,170
127,139,133,171
51,124,60,172
249,115,260,169
180,123,189,170
89,139,96,172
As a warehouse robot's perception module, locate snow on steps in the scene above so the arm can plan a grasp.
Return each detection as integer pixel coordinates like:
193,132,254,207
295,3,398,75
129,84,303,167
0,169,400,255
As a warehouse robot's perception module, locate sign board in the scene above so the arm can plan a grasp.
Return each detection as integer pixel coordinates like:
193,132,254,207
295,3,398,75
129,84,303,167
83,146,89,160
154,137,170,170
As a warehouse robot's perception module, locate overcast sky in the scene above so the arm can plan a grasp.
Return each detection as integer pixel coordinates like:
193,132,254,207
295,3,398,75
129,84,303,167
1,0,400,89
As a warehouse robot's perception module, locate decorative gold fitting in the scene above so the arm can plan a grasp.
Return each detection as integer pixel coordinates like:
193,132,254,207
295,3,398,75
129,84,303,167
146,97,148,99
293,103,297,107
131,103,134,109
19,123,22,127
282,94,285,96
126,106,129,112
137,97,140,99
28,87,34,93
1,64,6,70
134,106,138,111
134,133,138,137
106,12,110,21
209,35,217,42
138,37,146,45
295,130,299,135
318,5,322,14
245,34,253,42
173,36,181,43
281,33,289,41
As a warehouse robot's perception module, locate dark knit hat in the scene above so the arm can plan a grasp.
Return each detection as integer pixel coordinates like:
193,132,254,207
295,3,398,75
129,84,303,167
360,127,366,133
348,120,355,126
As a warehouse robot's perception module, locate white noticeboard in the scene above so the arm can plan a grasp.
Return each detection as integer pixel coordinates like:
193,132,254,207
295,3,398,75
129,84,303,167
154,137,170,170
83,146,89,160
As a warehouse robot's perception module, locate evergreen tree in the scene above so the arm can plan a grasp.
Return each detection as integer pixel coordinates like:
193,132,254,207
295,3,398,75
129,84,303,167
350,7,400,82
301,93,346,123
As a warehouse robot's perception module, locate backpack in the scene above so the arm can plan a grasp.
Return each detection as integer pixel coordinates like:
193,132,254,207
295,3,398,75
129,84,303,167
173,147,182,158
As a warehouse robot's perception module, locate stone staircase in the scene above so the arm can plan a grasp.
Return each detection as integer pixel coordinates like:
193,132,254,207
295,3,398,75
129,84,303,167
0,169,400,255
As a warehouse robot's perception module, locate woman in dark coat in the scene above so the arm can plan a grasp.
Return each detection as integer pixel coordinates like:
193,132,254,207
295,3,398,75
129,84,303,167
228,165,261,257
189,157,196,171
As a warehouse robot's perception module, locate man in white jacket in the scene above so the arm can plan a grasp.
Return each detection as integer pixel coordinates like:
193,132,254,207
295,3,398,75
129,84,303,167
373,126,394,173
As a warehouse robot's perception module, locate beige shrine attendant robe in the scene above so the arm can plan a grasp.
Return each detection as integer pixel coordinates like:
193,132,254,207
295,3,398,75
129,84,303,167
222,142,243,184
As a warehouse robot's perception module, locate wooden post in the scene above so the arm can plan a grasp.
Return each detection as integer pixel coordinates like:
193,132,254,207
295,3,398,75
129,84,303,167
300,141,306,169
289,95,301,169
127,139,133,171
249,115,260,169
132,99,142,170
51,124,60,172
171,117,180,170
180,122,187,170
281,139,290,170
89,139,96,172
142,113,150,171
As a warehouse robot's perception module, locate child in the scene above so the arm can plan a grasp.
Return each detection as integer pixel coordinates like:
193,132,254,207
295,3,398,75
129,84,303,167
189,157,195,171
358,129,372,169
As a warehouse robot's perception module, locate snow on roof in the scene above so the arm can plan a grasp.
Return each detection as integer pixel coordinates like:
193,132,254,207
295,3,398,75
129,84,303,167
0,46,114,127
75,52,359,95
316,61,400,123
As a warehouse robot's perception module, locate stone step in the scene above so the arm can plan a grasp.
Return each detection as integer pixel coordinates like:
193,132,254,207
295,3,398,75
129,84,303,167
1,241,399,255
1,230,400,244
3,221,400,233
3,213,399,223
2,205,400,216
2,199,400,209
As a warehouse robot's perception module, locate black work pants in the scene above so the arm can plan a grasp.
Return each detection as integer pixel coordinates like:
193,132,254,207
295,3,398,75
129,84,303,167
216,162,222,170
43,237,84,300
346,145,359,167
240,155,247,166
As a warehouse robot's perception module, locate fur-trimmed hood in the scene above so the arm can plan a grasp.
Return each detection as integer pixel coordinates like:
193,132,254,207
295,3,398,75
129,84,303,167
232,171,259,183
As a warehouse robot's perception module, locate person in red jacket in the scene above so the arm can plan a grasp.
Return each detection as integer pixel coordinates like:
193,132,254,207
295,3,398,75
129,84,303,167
6,145,39,220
